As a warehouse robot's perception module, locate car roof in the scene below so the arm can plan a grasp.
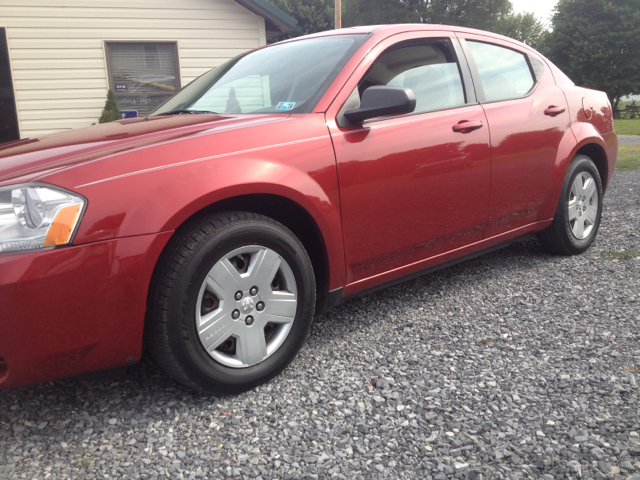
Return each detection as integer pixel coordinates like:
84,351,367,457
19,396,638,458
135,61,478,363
274,24,535,55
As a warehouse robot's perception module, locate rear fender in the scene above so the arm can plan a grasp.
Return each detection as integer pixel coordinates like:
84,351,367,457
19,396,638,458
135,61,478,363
538,123,608,220
571,122,617,192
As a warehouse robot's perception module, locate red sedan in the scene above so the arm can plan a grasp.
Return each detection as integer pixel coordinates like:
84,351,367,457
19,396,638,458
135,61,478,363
0,25,617,393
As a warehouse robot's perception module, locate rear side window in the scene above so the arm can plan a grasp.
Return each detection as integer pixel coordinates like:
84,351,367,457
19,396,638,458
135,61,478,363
360,39,467,115
467,41,535,102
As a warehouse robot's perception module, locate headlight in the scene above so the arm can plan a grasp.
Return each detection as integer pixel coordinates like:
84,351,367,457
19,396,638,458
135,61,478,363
0,184,86,254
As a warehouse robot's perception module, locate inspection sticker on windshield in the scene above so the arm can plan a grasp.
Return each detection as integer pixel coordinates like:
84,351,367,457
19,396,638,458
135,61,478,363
276,102,296,111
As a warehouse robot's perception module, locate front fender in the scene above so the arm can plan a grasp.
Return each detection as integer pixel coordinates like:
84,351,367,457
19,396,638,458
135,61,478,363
43,116,346,291
140,157,346,291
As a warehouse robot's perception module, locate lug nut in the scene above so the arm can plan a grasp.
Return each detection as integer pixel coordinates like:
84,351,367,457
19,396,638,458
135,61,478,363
235,291,243,301
256,301,265,312
250,286,259,296
245,315,254,326
232,309,240,319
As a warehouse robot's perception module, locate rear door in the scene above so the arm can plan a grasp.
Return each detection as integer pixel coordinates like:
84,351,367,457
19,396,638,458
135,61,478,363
326,31,491,289
457,33,571,237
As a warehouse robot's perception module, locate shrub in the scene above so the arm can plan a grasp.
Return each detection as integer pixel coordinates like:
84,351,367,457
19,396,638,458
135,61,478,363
99,89,122,124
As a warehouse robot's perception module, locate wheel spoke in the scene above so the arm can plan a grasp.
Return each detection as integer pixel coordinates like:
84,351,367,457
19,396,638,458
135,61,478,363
585,205,598,224
574,217,585,238
261,288,296,301
265,298,297,318
260,313,295,325
584,178,596,201
250,248,281,288
198,306,229,331
198,319,236,351
207,258,243,297
236,326,268,365
568,199,578,221
571,176,584,196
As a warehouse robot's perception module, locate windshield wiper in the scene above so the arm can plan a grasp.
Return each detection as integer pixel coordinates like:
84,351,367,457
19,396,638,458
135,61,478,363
160,109,218,115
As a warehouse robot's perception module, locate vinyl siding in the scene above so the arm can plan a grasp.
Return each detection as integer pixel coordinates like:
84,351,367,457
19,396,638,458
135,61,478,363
0,0,267,139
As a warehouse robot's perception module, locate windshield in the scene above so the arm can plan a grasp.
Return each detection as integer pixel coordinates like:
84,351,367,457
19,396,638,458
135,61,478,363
152,35,367,116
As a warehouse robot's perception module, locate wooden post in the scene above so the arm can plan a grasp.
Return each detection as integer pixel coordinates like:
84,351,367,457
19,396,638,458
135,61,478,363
335,0,342,29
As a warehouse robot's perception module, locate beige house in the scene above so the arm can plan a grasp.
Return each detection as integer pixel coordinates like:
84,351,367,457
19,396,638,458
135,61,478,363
0,0,296,143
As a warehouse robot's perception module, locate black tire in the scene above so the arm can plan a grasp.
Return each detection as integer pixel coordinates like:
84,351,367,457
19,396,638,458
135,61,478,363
537,154,603,255
147,211,316,394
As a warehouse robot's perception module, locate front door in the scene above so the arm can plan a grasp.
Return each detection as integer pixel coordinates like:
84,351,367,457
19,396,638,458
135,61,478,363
0,27,19,144
327,33,491,290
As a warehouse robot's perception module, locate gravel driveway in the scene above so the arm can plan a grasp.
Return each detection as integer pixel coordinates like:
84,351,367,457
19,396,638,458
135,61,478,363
1,169,639,480
619,136,640,146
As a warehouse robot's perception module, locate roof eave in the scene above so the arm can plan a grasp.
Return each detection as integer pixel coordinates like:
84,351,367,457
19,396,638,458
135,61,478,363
234,0,298,38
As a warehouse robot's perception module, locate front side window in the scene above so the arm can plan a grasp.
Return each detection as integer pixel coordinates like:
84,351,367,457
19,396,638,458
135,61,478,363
359,39,467,115
153,35,367,116
106,42,180,118
466,41,535,102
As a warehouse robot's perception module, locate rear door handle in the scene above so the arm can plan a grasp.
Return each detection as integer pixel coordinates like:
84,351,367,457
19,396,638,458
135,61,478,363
544,106,566,116
452,120,483,133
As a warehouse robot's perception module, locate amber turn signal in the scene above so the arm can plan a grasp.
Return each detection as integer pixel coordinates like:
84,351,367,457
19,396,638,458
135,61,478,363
43,204,82,247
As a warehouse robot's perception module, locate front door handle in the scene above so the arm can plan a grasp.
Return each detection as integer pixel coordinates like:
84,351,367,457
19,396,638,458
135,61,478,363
544,106,566,116
452,120,483,133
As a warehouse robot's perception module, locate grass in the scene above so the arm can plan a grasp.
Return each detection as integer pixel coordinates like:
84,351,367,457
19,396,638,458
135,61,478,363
600,248,639,261
614,119,640,135
617,144,640,171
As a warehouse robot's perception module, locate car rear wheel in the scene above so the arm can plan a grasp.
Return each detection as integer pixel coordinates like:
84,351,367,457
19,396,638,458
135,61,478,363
537,154,603,255
147,212,316,394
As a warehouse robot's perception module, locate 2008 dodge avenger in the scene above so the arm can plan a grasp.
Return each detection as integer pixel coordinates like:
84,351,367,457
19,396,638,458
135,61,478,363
0,25,617,393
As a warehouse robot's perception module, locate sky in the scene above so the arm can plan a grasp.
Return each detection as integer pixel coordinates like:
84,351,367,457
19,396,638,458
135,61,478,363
510,0,558,25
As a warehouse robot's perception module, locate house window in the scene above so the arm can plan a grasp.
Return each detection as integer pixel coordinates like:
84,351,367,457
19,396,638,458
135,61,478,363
105,42,180,117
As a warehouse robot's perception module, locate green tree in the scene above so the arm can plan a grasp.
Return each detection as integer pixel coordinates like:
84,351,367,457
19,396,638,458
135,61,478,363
344,0,512,31
492,12,547,50
272,0,547,52
545,0,640,110
268,0,335,43
98,89,121,124
344,0,419,25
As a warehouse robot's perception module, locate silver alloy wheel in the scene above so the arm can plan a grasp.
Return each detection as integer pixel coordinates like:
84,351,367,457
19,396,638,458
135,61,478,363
195,245,298,368
568,171,598,240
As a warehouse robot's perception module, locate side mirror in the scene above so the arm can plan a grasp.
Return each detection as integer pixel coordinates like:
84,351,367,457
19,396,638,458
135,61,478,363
344,86,416,125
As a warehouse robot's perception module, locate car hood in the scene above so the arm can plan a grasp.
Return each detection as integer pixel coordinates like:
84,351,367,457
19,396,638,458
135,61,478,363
0,114,289,185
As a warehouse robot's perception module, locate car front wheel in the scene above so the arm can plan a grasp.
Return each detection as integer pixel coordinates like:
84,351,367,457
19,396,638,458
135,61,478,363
147,212,316,394
537,154,603,255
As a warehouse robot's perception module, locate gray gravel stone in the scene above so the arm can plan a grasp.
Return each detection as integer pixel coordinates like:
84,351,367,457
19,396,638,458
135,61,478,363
1,169,639,480
619,135,640,145
600,461,613,474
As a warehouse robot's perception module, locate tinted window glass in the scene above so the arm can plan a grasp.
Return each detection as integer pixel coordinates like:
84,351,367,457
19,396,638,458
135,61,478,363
153,35,366,116
467,41,535,102
360,40,466,114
